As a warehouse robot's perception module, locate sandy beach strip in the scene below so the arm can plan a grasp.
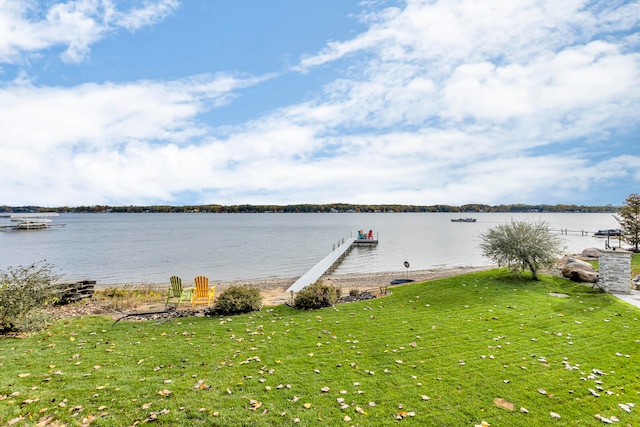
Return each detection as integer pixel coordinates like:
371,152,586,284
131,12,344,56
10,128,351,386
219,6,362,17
89,266,493,306
215,266,493,305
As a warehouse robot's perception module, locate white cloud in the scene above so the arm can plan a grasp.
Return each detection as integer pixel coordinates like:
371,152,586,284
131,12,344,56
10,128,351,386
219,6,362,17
0,0,639,206
0,0,179,63
114,0,179,31
0,72,272,205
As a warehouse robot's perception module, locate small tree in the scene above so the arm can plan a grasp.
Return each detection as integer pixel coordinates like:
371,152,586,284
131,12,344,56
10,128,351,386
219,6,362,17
616,193,640,252
0,262,60,333
479,219,563,280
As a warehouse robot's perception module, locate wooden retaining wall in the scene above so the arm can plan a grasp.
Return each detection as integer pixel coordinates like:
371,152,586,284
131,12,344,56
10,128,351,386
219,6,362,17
55,280,96,304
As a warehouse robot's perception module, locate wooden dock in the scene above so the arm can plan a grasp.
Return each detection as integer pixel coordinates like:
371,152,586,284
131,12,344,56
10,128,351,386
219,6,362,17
286,238,356,293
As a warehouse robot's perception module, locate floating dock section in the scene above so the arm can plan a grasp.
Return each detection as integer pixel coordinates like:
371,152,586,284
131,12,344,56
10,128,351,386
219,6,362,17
286,235,379,294
0,213,64,230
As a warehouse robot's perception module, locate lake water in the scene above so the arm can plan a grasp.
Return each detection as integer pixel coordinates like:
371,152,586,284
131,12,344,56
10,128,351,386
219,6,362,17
0,212,620,285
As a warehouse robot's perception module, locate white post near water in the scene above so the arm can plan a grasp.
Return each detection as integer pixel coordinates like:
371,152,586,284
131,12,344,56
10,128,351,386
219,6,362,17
598,249,632,294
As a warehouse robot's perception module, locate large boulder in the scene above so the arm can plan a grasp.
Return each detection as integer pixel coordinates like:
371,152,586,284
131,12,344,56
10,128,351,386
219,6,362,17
581,248,600,258
561,257,598,283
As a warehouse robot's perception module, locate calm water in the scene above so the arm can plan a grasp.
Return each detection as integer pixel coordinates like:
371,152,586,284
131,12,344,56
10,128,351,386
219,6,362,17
0,212,620,285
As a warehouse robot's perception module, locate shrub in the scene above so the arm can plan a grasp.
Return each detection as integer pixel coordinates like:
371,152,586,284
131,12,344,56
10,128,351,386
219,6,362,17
0,262,60,333
294,282,341,309
213,285,262,315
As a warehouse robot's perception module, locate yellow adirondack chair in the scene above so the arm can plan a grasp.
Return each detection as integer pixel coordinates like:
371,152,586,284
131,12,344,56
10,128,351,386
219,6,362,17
165,275,185,308
191,276,216,307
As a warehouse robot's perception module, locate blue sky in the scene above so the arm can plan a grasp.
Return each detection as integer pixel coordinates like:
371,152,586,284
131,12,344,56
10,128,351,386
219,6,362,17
1,0,639,207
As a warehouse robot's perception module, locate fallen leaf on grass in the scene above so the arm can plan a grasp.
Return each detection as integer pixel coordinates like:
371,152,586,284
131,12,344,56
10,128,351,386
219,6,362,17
35,415,54,426
7,417,25,425
303,403,312,409
193,380,210,390
492,397,515,411
618,403,632,413
81,414,97,424
595,414,614,424
550,412,561,419
538,388,551,396
145,408,170,422
396,411,416,420
157,389,172,397
248,400,262,410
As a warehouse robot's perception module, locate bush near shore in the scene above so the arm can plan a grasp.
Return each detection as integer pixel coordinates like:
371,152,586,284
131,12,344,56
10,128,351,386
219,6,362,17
1,269,639,426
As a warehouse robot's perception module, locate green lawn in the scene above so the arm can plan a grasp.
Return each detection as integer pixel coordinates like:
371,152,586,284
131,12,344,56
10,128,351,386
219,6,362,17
1,270,639,426
632,252,640,277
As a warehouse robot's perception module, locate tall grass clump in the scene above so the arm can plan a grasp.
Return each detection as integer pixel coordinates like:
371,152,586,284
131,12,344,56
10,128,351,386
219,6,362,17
93,284,163,312
0,261,60,333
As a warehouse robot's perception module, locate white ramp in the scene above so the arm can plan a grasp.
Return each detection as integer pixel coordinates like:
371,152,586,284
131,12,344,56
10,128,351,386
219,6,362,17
286,238,355,293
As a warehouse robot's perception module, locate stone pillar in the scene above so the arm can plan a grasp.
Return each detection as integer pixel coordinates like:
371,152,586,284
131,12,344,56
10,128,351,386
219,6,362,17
598,249,632,294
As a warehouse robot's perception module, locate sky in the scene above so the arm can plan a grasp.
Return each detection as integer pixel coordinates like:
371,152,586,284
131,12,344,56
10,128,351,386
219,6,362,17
1,0,639,207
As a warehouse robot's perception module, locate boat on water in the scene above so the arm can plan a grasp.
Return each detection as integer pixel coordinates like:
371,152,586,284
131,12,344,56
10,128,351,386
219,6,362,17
451,218,476,223
593,229,621,237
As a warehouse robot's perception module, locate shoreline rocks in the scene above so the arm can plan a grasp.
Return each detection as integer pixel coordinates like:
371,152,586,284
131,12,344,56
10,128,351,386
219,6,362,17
561,257,598,283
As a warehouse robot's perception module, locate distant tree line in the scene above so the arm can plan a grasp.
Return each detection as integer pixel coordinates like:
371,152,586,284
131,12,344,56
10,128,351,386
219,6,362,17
0,203,620,214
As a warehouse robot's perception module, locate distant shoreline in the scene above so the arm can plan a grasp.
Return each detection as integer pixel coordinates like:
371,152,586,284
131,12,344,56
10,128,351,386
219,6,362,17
2,203,620,215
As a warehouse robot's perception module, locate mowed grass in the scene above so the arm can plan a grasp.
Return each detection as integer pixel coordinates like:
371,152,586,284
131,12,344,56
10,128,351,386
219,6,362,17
1,270,639,426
